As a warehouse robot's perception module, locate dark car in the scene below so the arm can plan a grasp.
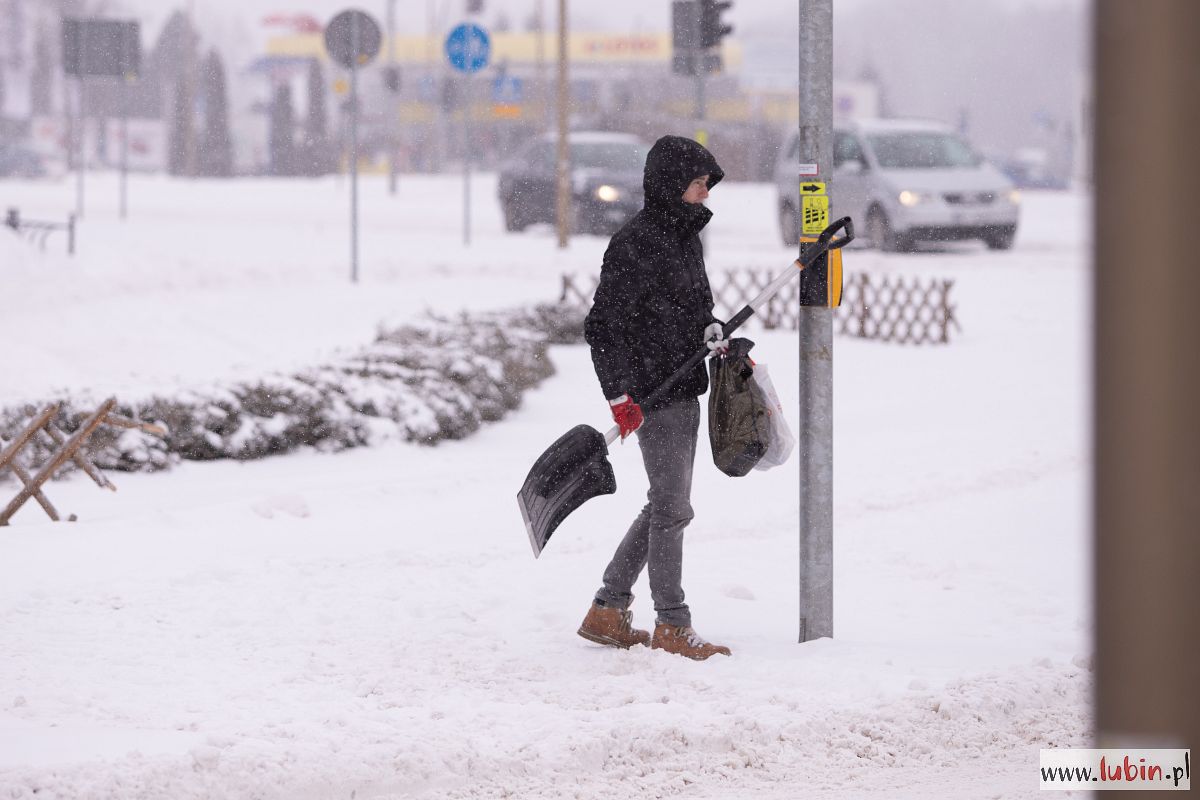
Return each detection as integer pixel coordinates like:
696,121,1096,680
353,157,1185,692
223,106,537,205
498,132,647,235
0,144,47,179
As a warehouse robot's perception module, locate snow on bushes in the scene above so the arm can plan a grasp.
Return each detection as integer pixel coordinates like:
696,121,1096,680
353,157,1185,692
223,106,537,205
0,303,585,476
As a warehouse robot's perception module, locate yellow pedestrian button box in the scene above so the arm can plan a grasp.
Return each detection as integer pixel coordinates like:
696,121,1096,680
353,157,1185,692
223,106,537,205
799,235,843,308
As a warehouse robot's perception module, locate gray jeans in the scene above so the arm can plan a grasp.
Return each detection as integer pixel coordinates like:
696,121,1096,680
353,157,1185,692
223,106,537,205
594,397,700,627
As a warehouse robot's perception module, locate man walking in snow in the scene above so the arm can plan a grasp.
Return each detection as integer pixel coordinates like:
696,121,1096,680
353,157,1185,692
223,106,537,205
576,135,732,661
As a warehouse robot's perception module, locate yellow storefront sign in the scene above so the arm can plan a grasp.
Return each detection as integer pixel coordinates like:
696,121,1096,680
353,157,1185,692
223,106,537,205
267,31,740,68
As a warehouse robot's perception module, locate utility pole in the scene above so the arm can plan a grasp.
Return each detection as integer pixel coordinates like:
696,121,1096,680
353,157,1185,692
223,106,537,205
797,0,833,643
554,0,569,249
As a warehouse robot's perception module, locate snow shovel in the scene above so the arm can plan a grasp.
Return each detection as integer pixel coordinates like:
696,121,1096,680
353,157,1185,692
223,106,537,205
518,216,855,558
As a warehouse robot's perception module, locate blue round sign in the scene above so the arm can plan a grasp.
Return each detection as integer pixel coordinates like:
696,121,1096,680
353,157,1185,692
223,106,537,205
445,23,490,74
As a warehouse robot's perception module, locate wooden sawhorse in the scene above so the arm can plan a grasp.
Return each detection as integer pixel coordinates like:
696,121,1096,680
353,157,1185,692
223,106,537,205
0,398,164,526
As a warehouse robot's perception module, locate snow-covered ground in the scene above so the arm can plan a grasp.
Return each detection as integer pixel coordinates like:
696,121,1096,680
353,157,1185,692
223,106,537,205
0,172,1092,798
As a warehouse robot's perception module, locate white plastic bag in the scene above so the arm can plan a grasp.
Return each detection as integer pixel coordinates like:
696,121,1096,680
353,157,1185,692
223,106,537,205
751,363,796,471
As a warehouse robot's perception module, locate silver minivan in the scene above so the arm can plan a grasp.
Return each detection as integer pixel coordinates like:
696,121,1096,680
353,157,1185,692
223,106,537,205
776,119,1020,250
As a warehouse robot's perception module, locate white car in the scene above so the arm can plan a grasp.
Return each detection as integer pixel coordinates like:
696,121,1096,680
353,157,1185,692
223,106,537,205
776,119,1020,250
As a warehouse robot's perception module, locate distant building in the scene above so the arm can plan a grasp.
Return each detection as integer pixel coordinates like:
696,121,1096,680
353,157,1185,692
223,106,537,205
0,0,35,142
249,29,884,180
0,0,176,172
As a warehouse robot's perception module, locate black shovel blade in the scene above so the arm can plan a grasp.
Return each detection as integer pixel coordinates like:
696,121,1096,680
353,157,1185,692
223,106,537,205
518,424,617,558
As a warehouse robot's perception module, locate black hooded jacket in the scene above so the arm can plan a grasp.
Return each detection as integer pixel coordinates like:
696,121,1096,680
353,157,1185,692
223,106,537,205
584,135,725,410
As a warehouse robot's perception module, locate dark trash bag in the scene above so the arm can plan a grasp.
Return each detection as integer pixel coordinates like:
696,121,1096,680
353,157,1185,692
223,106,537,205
708,337,771,477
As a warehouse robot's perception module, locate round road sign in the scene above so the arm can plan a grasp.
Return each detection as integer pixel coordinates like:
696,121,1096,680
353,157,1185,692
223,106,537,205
324,9,382,69
445,23,490,74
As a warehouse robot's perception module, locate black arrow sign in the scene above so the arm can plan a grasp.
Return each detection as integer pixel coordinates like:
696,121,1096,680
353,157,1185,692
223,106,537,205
801,183,823,193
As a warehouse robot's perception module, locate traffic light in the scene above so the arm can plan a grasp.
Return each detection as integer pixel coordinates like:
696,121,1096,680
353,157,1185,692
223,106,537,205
674,0,732,75
699,0,733,49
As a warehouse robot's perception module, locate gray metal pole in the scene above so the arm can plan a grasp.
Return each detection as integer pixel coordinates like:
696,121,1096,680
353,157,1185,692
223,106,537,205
797,0,834,643
694,67,708,251
464,74,471,246
427,0,441,172
537,0,547,127
387,0,398,195
350,15,360,283
76,75,85,220
693,15,707,250
120,79,129,220
183,1,197,177
554,0,570,249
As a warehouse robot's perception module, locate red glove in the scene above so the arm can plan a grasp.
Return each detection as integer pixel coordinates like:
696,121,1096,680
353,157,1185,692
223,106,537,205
608,394,644,441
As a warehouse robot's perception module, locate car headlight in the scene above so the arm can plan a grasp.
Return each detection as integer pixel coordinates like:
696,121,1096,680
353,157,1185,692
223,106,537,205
897,190,925,207
1006,189,1022,205
595,184,621,203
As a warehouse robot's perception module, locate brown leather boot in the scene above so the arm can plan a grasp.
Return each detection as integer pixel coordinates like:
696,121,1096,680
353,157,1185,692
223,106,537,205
650,624,732,660
577,602,651,649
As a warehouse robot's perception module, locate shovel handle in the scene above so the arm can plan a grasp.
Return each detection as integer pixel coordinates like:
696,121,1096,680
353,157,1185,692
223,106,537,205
818,215,855,251
728,216,854,333
632,217,852,413
721,216,854,337
604,425,621,446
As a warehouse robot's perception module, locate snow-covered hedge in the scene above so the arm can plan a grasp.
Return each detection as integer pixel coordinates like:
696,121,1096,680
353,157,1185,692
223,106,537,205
0,303,586,476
